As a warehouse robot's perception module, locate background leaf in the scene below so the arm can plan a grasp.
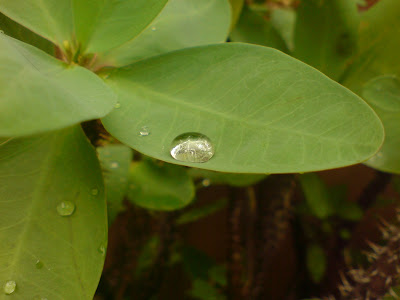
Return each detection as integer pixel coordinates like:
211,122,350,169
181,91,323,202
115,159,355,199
97,144,133,224
0,34,116,137
102,43,384,173
0,126,107,299
293,0,359,80
0,12,54,55
176,198,228,225
127,160,195,211
0,0,168,53
189,168,266,187
228,0,244,30
306,244,326,283
230,7,288,52
99,0,231,67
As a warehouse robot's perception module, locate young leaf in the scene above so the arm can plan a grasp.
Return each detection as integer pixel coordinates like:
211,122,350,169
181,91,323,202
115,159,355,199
294,0,359,80
0,126,107,299
97,144,133,224
0,34,116,137
230,7,288,52
361,76,400,174
99,0,231,67
102,43,384,173
0,12,54,55
299,173,334,219
127,160,195,211
0,0,168,53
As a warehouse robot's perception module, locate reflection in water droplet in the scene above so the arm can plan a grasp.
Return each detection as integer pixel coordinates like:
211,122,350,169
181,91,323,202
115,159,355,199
98,244,106,256
35,260,44,269
114,102,121,109
110,161,119,169
202,179,211,187
3,281,16,294
151,27,156,31
170,132,214,163
91,188,99,196
57,201,75,216
139,126,150,136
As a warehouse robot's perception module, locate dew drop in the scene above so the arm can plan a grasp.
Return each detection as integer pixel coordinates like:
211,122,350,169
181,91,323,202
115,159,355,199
98,244,106,256
35,260,44,269
114,102,121,109
139,126,150,136
170,132,214,163
202,178,211,187
109,161,119,169
57,201,75,216
3,280,16,295
91,188,99,196
151,27,157,31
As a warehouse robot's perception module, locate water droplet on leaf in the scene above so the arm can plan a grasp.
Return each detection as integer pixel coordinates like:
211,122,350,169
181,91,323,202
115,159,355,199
35,260,44,269
0,30,4,34
114,102,121,109
109,161,119,169
3,281,16,294
98,244,106,256
170,132,214,163
151,27,157,31
91,188,99,196
139,126,150,136
57,201,75,216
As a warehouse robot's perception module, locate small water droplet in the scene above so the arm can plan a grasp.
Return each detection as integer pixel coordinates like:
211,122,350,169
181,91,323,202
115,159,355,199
170,132,214,163
114,102,121,109
98,244,106,256
91,188,99,196
109,161,119,169
57,201,75,216
33,297,48,300
0,30,4,34
202,179,211,187
35,260,44,269
139,126,150,136
3,280,16,294
151,27,157,31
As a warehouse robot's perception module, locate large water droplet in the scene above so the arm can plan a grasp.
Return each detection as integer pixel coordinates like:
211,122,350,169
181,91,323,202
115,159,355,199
57,201,75,216
139,126,150,136
3,281,16,294
35,260,44,269
170,133,214,163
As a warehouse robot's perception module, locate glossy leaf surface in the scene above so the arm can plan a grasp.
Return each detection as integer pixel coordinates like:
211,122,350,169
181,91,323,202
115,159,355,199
102,43,384,173
0,34,116,137
0,126,107,299
99,0,231,67
0,0,168,53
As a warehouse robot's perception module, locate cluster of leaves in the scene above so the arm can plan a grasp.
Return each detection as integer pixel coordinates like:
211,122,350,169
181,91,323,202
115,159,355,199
0,0,399,298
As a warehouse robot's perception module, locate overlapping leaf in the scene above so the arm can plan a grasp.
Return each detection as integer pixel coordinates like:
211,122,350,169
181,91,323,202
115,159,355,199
0,126,107,299
0,34,116,137
102,43,384,173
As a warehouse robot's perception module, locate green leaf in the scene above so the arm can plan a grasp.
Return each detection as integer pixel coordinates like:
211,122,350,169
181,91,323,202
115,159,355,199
208,265,227,286
99,0,231,67
361,76,400,174
0,126,107,299
176,198,228,225
127,160,195,211
189,168,266,187
135,236,160,278
342,0,400,93
189,279,224,300
0,12,54,55
294,0,359,80
228,0,245,30
182,246,216,280
102,43,384,173
0,34,116,137
306,244,326,283
230,7,288,52
97,144,133,224
299,173,334,219
270,8,296,52
0,0,168,53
